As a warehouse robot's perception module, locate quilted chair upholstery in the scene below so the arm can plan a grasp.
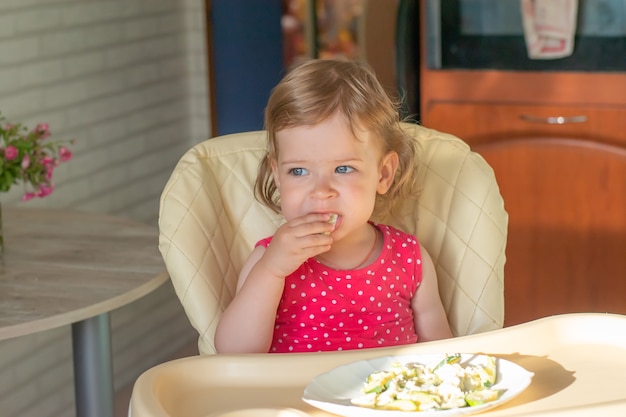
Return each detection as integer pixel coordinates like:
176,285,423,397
158,123,508,355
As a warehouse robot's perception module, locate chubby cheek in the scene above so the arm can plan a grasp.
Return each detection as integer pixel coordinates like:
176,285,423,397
275,179,303,219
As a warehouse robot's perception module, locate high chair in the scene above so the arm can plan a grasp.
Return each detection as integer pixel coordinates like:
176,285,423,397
158,123,508,355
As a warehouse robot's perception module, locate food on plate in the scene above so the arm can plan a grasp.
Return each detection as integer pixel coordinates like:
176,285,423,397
351,354,502,411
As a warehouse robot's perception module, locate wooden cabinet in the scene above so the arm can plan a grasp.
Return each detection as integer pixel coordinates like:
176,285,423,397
420,65,626,326
418,69,626,140
425,102,626,148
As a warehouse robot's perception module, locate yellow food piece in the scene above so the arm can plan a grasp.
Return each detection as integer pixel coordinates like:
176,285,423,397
381,400,418,411
323,214,338,235
484,355,497,387
465,389,500,406
409,392,439,411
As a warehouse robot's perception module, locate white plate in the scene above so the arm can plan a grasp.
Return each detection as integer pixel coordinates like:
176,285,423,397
212,409,311,417
302,353,533,417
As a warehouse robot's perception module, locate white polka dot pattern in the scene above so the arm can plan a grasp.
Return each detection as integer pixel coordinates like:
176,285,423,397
257,224,421,353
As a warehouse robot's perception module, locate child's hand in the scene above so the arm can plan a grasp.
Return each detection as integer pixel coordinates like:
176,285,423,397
260,213,335,278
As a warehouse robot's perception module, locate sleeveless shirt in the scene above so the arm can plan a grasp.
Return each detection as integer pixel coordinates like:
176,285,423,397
256,223,422,353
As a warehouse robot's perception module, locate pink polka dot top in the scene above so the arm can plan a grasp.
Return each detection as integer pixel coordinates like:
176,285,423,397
256,223,422,353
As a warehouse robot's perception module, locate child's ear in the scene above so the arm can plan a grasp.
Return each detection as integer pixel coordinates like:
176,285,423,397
377,151,399,194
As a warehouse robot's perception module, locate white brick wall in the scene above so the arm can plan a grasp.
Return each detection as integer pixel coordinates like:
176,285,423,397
0,0,210,416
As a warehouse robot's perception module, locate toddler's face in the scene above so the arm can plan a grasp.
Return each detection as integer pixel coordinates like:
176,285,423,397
271,112,396,238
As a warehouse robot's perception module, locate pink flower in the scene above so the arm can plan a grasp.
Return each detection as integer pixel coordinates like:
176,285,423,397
1,114,74,199
35,123,50,139
23,184,55,200
42,155,56,167
36,184,54,198
59,146,72,162
4,145,18,160
22,192,37,201
45,164,55,180
21,154,30,169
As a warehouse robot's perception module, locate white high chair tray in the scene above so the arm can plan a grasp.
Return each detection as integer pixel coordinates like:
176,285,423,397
130,313,626,417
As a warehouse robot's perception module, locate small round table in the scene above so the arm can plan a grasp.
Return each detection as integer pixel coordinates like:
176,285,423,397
0,207,168,417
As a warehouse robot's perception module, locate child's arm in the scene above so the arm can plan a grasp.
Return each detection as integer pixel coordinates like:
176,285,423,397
214,213,335,353
214,245,285,353
411,245,454,342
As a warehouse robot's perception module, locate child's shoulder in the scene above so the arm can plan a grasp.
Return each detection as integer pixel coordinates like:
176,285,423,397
255,236,273,248
375,223,419,243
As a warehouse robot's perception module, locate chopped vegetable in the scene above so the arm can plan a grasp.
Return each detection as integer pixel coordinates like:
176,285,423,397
434,353,461,370
465,389,501,406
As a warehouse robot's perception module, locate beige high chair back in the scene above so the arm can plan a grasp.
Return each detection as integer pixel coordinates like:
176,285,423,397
158,123,508,355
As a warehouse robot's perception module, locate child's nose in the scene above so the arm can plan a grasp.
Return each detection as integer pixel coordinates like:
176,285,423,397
310,175,337,199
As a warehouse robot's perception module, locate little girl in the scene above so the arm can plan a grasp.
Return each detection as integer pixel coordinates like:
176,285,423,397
214,59,452,353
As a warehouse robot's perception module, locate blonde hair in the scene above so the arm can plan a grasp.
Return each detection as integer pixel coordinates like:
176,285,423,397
256,59,420,220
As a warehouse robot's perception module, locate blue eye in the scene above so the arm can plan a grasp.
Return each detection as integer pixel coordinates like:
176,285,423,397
289,167,308,176
336,166,355,174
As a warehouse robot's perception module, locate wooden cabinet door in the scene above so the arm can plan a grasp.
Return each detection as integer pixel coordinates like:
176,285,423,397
423,102,626,148
474,137,626,326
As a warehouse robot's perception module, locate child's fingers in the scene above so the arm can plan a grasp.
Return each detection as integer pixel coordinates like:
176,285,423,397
286,213,338,236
